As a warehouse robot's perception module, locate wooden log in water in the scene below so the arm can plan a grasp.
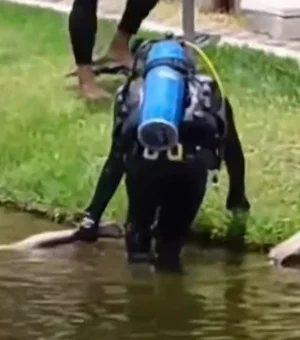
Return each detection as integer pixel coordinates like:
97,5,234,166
268,232,300,268
0,221,124,251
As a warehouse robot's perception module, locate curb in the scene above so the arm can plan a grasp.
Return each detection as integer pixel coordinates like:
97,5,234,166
5,0,300,64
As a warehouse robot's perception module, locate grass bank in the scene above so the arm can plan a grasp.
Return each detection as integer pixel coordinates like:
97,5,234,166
1,2,300,249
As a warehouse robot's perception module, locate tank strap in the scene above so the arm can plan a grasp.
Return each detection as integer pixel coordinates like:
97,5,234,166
143,58,191,78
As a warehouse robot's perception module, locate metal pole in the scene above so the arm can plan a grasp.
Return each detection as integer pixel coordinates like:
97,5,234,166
182,0,195,42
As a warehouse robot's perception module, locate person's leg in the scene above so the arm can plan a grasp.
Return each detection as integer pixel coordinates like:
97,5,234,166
124,170,159,263
99,0,159,68
155,165,208,271
68,0,110,100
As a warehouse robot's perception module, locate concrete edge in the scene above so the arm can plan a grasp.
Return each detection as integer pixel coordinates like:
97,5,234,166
240,0,300,17
4,0,300,65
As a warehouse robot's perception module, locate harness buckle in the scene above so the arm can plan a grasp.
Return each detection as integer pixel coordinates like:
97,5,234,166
167,143,183,161
143,148,159,160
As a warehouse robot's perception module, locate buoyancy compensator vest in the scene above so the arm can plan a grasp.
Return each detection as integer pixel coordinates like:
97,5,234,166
112,34,227,171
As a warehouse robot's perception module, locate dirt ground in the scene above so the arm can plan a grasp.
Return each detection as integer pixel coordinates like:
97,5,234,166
59,0,246,33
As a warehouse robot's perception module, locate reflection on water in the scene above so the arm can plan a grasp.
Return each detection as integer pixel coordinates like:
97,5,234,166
1,208,300,340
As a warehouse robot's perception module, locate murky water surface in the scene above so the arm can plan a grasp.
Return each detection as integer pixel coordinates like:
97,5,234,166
0,208,300,340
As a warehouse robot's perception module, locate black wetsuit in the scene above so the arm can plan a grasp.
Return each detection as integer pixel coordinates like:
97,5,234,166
69,0,159,65
77,74,250,269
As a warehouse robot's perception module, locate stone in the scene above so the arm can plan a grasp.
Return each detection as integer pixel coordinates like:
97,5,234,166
240,0,300,40
268,231,300,268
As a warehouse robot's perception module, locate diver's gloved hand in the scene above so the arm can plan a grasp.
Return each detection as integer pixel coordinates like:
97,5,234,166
74,216,124,243
74,216,99,243
226,192,251,213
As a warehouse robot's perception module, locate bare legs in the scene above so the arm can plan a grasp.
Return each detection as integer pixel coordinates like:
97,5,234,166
68,0,159,100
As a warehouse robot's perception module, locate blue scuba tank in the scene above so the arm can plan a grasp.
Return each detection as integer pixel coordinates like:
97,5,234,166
137,40,189,151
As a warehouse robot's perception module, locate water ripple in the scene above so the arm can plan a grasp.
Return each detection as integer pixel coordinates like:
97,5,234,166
0,243,299,340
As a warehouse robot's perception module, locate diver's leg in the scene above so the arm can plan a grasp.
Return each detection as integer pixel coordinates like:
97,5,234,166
155,165,208,271
69,0,110,100
125,171,159,263
224,98,250,212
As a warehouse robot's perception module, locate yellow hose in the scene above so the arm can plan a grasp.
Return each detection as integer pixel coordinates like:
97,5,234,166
185,41,225,100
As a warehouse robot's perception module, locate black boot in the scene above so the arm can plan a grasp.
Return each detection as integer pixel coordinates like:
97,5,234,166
154,241,184,274
125,223,153,263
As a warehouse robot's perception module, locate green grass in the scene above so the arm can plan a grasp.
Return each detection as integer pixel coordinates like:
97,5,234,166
1,2,300,248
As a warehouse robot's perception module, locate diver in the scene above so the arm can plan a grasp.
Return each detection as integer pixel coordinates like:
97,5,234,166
74,34,250,271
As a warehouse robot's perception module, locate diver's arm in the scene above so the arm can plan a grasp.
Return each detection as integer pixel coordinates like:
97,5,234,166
85,136,125,225
223,98,250,212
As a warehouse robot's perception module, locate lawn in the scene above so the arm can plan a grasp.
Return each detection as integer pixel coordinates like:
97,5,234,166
1,2,300,247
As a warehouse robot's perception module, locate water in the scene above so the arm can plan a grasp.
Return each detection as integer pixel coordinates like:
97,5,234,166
1,208,300,340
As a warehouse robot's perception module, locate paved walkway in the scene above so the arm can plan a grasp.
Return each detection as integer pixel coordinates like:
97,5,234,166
6,0,300,64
